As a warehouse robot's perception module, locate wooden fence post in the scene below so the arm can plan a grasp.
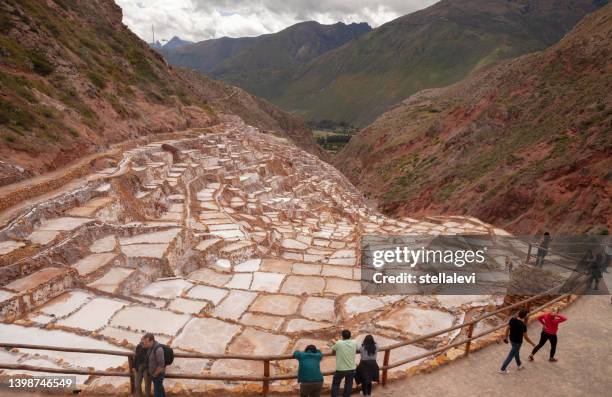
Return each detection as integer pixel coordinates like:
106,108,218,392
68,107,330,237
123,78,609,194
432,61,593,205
464,322,475,357
128,354,135,395
262,359,270,396
381,349,390,386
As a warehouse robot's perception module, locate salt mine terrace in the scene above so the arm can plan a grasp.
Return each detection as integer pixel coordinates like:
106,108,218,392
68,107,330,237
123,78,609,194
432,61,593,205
0,118,542,395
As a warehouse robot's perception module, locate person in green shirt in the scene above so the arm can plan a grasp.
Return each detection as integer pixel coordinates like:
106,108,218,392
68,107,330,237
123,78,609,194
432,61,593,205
293,345,324,397
328,329,358,397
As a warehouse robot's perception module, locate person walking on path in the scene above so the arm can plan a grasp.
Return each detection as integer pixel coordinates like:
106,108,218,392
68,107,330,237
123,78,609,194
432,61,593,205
328,329,358,397
143,333,166,397
500,309,535,374
355,335,379,396
529,308,567,362
132,336,151,397
293,344,324,397
535,232,551,267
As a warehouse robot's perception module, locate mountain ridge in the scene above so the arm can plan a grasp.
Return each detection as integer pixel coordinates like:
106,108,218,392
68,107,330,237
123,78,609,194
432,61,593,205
335,3,612,234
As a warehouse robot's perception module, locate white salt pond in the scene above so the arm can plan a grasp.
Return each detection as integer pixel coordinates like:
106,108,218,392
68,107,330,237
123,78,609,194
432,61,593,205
0,323,128,370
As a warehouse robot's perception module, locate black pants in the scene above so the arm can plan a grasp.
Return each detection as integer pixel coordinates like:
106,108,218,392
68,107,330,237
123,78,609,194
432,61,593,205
362,381,372,395
331,370,354,397
531,331,557,359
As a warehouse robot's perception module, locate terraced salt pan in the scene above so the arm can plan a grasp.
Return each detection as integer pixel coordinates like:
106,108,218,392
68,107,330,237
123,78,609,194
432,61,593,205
89,235,116,253
376,306,455,335
286,319,331,332
39,290,93,318
174,318,241,354
4,357,90,385
4,267,65,292
87,267,134,293
343,296,385,316
212,290,257,320
301,297,335,321
188,268,231,286
110,306,190,335
250,294,300,316
139,279,193,299
229,328,290,355
0,240,25,255
239,313,284,331
72,253,117,276
250,272,285,292
121,243,168,258
119,228,180,245
27,230,58,244
38,217,91,231
281,275,325,295
225,273,252,289
0,323,128,370
56,297,127,331
186,285,228,305
168,298,209,314
234,258,261,272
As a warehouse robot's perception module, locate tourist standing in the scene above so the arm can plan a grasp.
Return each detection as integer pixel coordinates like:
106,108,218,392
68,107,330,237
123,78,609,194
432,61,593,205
535,232,551,267
143,333,166,397
588,252,602,290
293,344,324,397
500,309,535,373
132,336,151,397
529,308,567,362
329,329,358,397
355,335,379,396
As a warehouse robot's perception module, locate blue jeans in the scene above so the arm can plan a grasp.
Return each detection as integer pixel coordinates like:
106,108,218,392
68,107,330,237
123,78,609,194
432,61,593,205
331,370,355,397
501,342,522,371
152,373,165,397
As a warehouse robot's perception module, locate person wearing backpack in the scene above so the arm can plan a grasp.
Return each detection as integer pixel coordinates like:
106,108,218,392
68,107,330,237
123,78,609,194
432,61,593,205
143,333,167,397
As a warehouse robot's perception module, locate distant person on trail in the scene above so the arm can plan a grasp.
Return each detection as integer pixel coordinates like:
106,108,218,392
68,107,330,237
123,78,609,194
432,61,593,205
500,309,535,374
505,256,514,273
143,333,166,397
587,250,603,290
328,329,358,397
529,308,567,362
132,336,151,397
535,232,551,267
293,344,324,397
355,335,379,396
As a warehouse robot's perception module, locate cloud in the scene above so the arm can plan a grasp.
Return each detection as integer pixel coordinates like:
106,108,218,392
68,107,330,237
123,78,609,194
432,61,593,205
115,0,437,43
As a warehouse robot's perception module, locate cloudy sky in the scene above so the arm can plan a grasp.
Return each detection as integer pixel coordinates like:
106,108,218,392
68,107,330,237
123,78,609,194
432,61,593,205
116,0,437,44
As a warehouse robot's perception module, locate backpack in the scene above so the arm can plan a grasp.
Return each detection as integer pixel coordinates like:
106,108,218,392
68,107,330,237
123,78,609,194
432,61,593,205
158,344,174,366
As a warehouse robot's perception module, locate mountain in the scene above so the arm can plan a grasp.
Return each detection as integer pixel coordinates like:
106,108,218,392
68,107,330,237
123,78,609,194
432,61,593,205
150,36,193,50
251,0,604,126
162,36,193,50
335,3,612,234
161,21,372,99
0,0,322,185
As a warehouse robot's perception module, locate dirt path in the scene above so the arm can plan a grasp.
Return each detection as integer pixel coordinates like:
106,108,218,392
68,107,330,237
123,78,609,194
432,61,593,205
376,294,612,397
0,129,205,228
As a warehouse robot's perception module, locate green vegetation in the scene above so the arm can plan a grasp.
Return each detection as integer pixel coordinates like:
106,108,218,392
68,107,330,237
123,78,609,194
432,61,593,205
164,0,603,127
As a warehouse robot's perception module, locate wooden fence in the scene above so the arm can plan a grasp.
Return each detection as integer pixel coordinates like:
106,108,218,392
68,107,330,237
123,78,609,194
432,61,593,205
0,243,587,395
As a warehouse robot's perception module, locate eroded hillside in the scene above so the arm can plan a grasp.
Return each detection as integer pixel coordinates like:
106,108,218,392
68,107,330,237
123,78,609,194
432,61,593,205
336,3,612,234
0,0,322,186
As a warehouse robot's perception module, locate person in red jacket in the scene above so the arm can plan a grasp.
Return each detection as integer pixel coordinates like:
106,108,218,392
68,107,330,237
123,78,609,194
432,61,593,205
529,307,567,362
